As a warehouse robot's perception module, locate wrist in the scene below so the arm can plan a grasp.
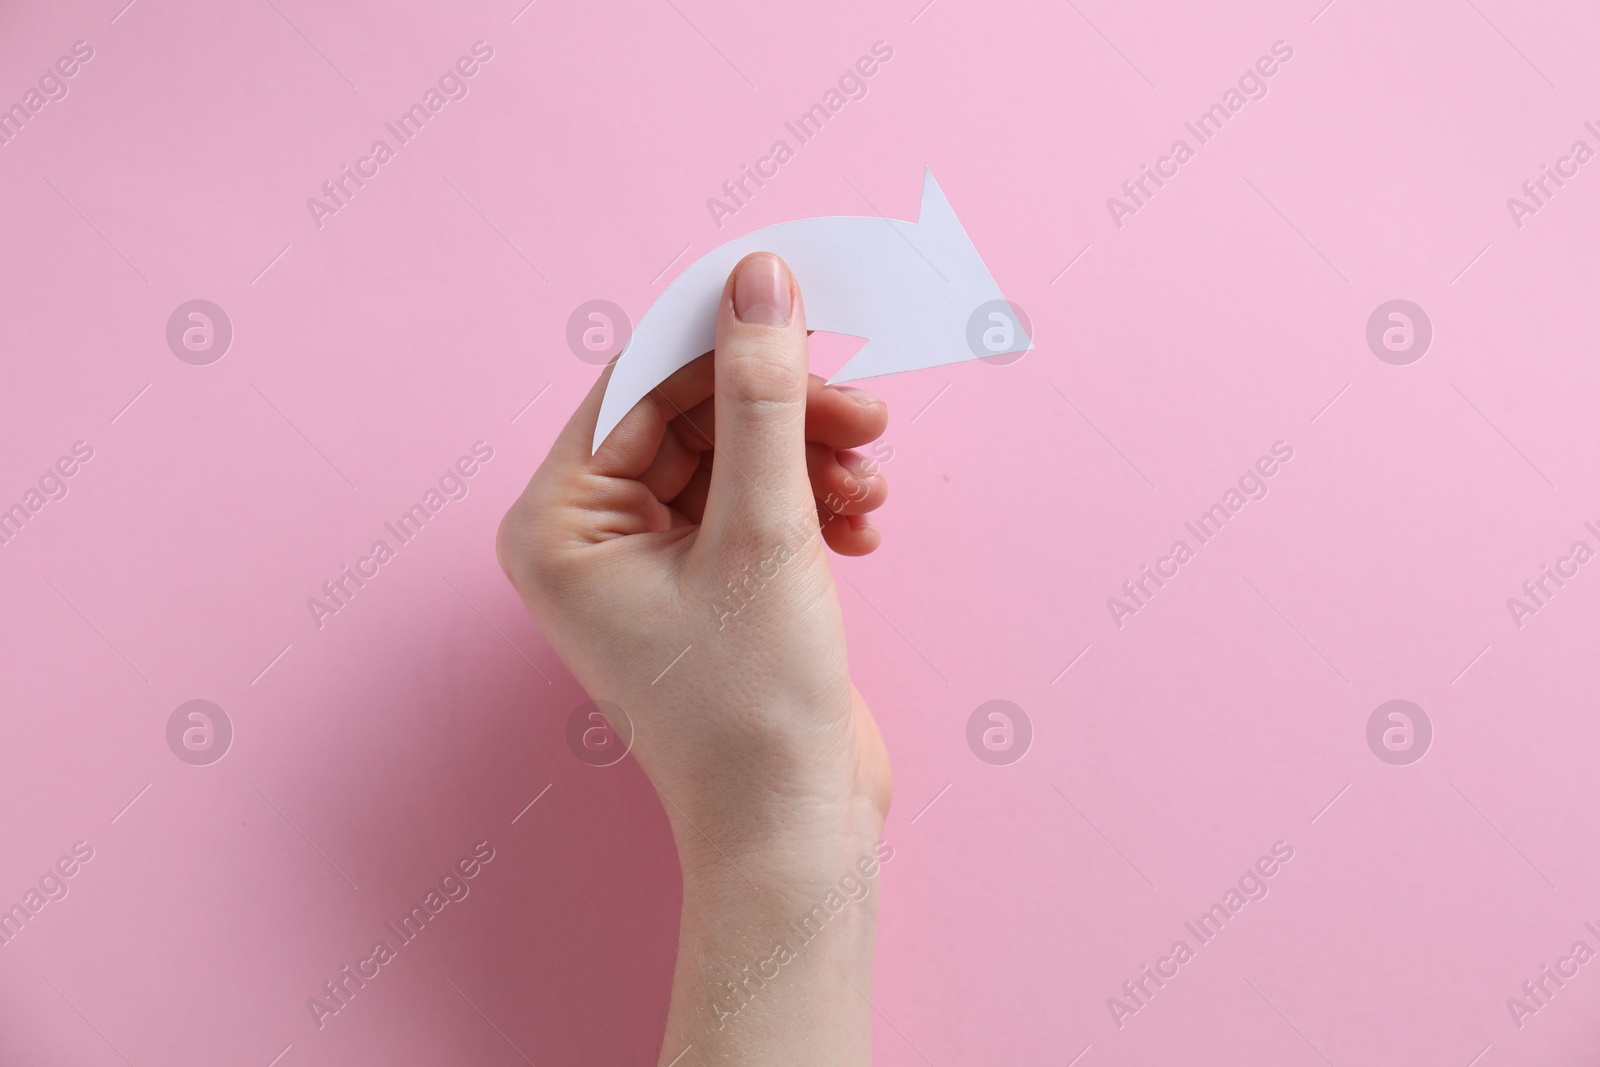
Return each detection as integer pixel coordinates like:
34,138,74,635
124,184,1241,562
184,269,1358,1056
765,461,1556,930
665,781,887,896
654,686,893,887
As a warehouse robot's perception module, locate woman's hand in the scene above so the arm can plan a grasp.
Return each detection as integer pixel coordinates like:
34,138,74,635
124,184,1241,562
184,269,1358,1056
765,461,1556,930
497,252,893,1063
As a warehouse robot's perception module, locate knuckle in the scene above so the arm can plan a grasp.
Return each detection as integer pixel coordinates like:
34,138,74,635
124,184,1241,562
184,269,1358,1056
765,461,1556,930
495,501,565,597
494,508,536,589
720,345,806,410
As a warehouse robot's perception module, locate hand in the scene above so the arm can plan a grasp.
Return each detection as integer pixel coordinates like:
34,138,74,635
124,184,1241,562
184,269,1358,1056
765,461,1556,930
497,251,893,875
499,253,894,1063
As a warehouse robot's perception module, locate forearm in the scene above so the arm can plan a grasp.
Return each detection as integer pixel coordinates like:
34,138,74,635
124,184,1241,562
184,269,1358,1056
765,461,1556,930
657,826,889,1066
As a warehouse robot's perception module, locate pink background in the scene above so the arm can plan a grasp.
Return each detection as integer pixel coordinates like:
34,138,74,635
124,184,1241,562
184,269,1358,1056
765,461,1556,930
3,0,1599,1063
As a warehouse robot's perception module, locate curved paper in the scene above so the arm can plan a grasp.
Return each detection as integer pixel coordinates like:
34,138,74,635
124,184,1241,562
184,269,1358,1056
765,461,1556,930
591,168,1030,452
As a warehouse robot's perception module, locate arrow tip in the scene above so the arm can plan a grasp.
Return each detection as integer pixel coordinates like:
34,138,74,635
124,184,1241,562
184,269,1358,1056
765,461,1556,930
916,167,948,226
826,168,1031,384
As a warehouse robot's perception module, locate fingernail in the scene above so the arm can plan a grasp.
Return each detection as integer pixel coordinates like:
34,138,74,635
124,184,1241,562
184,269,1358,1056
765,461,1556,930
833,386,881,406
838,449,880,479
733,253,792,326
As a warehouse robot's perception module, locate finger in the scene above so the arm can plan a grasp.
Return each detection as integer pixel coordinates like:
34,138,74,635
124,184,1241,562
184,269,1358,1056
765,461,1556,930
537,360,666,485
637,416,703,504
806,384,889,449
672,447,885,528
666,395,717,456
670,376,887,453
699,253,815,550
668,453,715,524
502,353,721,561
820,512,881,556
501,363,665,554
655,353,720,455
541,352,718,484
808,445,889,517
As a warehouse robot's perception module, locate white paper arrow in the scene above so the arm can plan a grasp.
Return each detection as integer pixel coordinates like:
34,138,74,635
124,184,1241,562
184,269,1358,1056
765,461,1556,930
591,168,1031,452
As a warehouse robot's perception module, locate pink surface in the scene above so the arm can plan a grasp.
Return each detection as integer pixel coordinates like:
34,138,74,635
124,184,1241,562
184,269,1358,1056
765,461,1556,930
2,0,1598,1063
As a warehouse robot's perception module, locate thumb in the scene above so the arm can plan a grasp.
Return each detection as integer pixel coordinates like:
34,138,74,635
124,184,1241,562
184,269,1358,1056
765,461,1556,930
701,252,816,549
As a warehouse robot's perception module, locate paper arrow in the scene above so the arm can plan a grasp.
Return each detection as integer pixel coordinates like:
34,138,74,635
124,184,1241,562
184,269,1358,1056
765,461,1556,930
591,168,1031,452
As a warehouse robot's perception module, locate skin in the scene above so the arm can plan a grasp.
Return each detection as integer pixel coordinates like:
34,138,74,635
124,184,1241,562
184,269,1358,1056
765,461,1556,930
497,252,893,1065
